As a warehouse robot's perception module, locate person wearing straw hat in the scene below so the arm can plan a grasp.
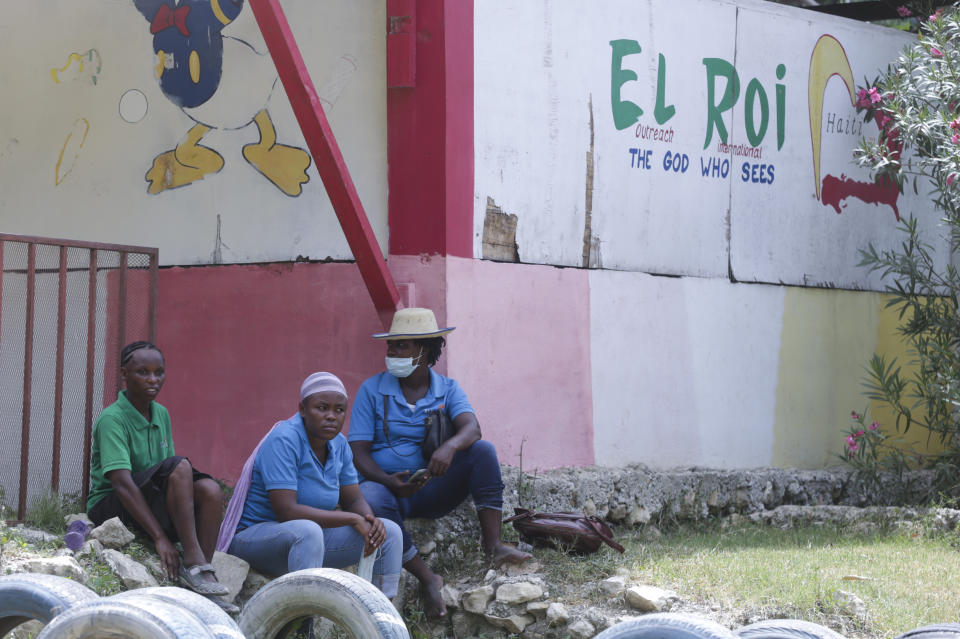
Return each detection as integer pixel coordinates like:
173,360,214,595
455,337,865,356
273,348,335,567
349,308,531,619
221,372,402,602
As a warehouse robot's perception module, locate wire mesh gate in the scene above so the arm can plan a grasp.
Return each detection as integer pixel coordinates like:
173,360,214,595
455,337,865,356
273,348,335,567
0,234,157,522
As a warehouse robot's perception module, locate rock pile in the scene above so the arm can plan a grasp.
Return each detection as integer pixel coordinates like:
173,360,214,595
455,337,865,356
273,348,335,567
2,515,255,606
0,466,951,638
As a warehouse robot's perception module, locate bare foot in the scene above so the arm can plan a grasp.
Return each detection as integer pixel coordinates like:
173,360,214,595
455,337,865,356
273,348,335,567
489,542,532,568
421,573,447,620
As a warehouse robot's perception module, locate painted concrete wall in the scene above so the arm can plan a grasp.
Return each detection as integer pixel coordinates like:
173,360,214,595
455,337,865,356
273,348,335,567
158,256,597,479
156,261,387,481
472,0,946,469
587,271,927,469
473,0,948,289
444,257,595,471
0,0,386,266
1,0,949,490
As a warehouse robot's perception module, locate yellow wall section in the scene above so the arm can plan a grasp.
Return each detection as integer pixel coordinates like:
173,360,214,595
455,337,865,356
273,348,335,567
774,288,940,468
773,287,882,467
869,298,943,459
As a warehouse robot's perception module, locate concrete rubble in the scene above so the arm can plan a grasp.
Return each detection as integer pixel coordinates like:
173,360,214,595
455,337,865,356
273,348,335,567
0,466,945,637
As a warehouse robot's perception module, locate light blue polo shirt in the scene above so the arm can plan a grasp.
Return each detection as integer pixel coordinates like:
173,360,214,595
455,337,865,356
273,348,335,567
238,414,358,530
348,370,474,475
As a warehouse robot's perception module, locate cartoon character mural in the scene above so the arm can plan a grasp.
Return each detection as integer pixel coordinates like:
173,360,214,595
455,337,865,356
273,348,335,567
808,35,901,220
131,0,311,196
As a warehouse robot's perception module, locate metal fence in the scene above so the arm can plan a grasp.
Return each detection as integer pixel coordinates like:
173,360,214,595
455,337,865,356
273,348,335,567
0,234,157,521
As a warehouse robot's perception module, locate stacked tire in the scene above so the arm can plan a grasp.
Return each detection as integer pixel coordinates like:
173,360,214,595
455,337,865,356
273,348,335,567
596,614,960,639
0,569,410,638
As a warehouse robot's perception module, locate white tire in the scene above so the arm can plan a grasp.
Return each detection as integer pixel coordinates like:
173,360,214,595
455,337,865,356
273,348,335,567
736,619,847,639
894,624,960,639
34,598,216,639
238,568,409,639
596,613,738,639
109,588,244,639
0,573,99,636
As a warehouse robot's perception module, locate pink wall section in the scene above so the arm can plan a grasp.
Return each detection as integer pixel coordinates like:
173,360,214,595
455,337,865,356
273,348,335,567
154,255,594,485
156,262,386,483
444,258,595,470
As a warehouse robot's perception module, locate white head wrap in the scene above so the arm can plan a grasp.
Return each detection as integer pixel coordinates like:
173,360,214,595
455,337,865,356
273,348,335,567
299,372,348,401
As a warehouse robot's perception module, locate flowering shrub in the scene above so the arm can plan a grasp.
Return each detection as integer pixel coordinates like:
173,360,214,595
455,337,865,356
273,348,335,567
849,4,960,496
839,407,925,500
840,408,914,470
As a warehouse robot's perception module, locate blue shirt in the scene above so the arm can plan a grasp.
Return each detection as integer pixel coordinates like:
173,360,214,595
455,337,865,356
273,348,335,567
238,414,358,530
348,370,474,475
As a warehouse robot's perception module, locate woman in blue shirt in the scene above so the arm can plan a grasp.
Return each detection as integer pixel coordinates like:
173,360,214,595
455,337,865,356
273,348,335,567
223,372,402,599
348,308,531,619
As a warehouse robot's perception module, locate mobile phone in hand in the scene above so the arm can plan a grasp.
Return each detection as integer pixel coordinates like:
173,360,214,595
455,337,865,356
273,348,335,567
408,468,430,483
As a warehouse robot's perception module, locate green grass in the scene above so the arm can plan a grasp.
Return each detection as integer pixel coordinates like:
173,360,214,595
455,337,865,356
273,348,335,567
82,558,123,596
23,490,83,534
536,519,960,638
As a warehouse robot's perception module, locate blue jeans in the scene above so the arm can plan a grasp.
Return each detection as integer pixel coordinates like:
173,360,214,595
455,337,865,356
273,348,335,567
227,518,402,598
360,440,504,563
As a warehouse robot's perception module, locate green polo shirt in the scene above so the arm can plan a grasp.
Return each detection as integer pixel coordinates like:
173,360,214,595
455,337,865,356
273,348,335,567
86,391,175,511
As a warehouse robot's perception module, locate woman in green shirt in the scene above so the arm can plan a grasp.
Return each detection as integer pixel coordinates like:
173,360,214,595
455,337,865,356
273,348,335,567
87,341,230,605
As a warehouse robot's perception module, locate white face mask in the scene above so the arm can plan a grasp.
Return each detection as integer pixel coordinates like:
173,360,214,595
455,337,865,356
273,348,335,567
385,348,422,378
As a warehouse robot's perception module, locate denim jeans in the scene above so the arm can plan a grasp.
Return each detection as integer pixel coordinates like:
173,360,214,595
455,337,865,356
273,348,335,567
360,439,504,563
227,518,402,598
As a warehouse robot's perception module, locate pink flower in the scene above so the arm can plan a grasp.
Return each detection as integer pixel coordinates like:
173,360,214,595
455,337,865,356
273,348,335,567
930,9,943,21
851,411,861,420
897,5,911,17
949,174,956,187
869,421,880,431
855,430,865,437
869,87,882,104
950,119,960,131
932,47,943,57
848,441,860,453
856,88,871,109
952,134,960,144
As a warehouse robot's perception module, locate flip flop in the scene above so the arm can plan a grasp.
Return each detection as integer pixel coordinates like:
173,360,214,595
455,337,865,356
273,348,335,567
179,562,230,596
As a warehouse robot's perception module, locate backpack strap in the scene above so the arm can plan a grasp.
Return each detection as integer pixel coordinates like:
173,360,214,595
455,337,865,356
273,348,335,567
584,518,625,553
381,394,419,457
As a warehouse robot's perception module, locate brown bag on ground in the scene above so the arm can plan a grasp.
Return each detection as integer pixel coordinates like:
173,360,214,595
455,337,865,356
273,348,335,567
504,508,625,554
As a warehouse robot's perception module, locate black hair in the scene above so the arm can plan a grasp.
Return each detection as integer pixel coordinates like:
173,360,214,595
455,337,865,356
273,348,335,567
414,337,446,367
121,341,162,366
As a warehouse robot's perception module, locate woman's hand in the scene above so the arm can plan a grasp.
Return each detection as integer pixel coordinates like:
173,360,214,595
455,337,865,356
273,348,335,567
388,471,425,498
427,442,456,477
352,513,386,556
154,535,180,580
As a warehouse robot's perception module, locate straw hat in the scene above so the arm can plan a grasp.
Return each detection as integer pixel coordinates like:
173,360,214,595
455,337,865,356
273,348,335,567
372,308,455,340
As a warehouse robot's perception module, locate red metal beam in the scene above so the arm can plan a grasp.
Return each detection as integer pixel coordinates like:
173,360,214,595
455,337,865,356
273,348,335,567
118,252,128,398
19,243,36,521
248,0,401,329
82,249,98,507
52,246,67,493
149,252,158,344
0,233,157,256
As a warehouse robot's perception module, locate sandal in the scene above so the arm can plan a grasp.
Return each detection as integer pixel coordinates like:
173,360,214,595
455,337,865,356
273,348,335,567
179,562,229,596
